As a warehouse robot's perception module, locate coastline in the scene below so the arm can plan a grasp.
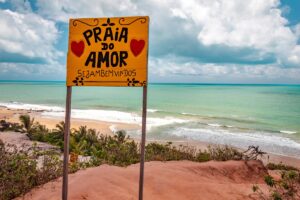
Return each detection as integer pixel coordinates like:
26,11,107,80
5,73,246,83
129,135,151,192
1,106,300,168
0,106,140,136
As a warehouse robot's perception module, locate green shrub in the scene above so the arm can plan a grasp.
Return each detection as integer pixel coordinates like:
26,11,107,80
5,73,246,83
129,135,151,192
27,124,49,141
267,162,299,171
252,170,300,199
0,140,62,200
145,142,195,161
0,140,38,199
93,131,139,166
19,114,35,133
14,117,260,167
265,175,275,187
0,120,23,132
37,152,63,184
208,145,243,161
196,151,211,162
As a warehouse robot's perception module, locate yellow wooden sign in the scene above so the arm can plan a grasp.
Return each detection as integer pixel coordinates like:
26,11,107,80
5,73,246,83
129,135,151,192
67,16,149,86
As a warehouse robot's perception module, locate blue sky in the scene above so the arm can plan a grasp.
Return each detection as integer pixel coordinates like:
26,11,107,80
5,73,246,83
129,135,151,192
0,0,300,83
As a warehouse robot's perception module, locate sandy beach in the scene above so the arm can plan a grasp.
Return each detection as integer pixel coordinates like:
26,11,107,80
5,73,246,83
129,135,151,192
0,106,139,136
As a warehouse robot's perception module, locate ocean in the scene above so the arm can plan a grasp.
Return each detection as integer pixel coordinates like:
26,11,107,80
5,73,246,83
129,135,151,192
0,81,300,158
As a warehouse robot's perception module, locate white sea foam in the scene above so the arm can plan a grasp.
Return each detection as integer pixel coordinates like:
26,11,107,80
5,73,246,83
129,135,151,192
45,109,140,124
207,123,222,127
146,117,187,129
42,108,187,128
280,130,297,134
0,102,187,130
170,127,300,158
181,112,199,116
147,109,158,113
0,102,64,112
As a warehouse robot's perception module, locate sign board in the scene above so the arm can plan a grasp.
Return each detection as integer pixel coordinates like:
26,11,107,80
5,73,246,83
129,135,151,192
67,16,149,87
63,16,149,200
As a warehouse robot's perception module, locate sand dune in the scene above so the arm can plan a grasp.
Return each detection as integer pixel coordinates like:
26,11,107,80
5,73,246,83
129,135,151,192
18,160,268,200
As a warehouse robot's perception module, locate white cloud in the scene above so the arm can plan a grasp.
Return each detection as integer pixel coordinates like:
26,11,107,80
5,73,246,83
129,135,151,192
149,57,300,83
1,0,299,82
10,0,32,13
287,45,300,65
0,62,65,80
36,0,138,22
171,0,299,66
294,23,300,38
35,0,300,67
0,9,61,63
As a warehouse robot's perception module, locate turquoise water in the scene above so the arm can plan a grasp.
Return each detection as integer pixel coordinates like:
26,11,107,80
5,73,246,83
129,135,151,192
0,81,300,157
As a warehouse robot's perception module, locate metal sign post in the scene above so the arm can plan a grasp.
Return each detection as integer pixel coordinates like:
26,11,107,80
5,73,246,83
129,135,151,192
62,86,72,200
139,85,148,200
62,86,148,200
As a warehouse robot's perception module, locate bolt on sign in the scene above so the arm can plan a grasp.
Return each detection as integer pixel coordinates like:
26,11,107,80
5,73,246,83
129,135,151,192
67,16,149,87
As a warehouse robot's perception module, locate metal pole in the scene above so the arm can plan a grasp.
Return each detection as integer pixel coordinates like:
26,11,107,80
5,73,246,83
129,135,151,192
139,85,148,200
62,86,72,200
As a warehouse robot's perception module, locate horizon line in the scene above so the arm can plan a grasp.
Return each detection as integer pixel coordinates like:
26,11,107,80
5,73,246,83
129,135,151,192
0,80,299,86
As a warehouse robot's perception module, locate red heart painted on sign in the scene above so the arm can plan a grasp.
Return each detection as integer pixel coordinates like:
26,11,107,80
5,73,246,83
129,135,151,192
130,39,145,56
71,41,84,57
